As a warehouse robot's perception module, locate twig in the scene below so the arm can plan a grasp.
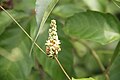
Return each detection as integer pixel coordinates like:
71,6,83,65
80,41,109,80
0,6,46,55
71,38,109,80
54,56,72,80
112,0,120,9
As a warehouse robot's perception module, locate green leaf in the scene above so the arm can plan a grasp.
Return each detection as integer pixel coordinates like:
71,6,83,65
0,10,28,35
58,0,73,5
0,55,25,80
34,23,74,80
53,4,84,19
0,17,33,80
82,0,108,11
63,11,120,45
83,0,101,11
0,38,33,80
72,77,95,80
0,17,30,50
29,0,59,56
109,52,120,80
109,41,120,67
36,0,59,28
93,74,105,80
109,41,120,80
13,0,35,11
27,71,41,80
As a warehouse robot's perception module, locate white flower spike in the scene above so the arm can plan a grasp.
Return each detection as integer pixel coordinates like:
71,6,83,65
45,20,61,58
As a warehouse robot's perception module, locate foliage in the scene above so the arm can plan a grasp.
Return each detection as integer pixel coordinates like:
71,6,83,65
0,0,120,80
72,77,95,80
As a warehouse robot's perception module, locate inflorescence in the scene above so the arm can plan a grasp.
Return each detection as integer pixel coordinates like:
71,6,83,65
45,20,61,58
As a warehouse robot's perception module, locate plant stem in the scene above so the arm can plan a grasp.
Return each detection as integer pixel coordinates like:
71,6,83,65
0,6,46,55
54,56,72,80
76,40,110,80
81,41,109,80
112,0,120,9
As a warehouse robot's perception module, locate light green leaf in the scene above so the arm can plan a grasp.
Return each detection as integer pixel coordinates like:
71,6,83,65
93,74,106,80
72,77,95,80
29,0,59,56
36,0,59,29
83,0,108,11
0,10,28,35
63,11,120,45
53,4,84,19
83,0,101,11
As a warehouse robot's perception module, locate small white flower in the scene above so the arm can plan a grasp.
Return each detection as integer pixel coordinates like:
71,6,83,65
45,20,61,58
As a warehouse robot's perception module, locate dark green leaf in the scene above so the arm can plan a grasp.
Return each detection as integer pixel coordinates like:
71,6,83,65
0,17,30,50
109,53,120,80
109,41,120,80
63,11,120,45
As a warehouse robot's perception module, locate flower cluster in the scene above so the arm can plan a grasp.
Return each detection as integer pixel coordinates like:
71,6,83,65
45,20,61,58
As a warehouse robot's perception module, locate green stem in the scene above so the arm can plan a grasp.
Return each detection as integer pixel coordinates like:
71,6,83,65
81,41,110,80
112,0,120,8
80,41,105,71
54,56,72,80
73,39,110,80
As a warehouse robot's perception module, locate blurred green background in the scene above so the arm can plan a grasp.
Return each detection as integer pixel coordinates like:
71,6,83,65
0,0,120,80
